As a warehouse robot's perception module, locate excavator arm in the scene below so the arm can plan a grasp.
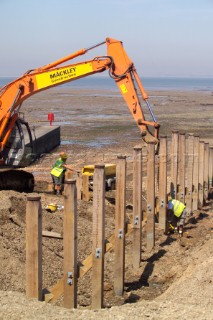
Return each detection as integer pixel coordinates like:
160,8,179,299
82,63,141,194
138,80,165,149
105,38,159,143
0,37,159,191
0,37,159,153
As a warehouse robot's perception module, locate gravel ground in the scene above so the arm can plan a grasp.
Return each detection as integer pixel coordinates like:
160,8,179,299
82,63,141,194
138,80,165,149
1,235,212,319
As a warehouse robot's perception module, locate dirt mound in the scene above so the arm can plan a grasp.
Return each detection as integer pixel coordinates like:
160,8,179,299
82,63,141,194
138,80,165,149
0,291,212,320
0,191,28,292
0,191,26,225
158,238,213,306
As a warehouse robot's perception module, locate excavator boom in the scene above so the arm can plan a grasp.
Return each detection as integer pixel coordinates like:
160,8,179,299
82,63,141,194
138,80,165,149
0,37,160,191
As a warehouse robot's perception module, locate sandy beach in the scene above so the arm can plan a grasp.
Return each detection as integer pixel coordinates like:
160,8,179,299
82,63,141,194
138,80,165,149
22,87,213,176
17,87,213,190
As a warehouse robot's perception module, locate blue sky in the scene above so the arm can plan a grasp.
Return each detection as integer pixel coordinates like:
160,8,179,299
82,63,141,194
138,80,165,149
1,0,213,77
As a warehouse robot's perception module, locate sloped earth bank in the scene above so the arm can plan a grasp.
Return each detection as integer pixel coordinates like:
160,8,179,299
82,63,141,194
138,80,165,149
0,88,213,319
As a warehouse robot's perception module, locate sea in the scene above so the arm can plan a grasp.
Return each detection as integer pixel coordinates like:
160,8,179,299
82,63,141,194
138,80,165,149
1,76,213,92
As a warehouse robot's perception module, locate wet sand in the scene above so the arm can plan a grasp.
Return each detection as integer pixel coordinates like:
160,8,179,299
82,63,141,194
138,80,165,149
19,86,213,184
22,87,213,148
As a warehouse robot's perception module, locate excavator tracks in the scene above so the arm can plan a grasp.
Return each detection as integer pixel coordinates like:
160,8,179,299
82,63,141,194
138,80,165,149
0,169,34,192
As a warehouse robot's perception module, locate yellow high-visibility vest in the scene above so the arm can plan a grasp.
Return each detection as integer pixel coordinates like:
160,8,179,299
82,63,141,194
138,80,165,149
50,166,64,177
171,199,185,217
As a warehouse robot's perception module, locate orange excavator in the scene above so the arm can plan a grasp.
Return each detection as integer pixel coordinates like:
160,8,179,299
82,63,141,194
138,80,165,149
0,37,160,191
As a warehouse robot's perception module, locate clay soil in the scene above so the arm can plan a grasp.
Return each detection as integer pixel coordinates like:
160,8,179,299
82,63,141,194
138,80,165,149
0,87,213,319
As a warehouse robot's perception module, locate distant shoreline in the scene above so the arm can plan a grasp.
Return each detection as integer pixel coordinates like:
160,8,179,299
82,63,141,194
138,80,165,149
1,76,213,92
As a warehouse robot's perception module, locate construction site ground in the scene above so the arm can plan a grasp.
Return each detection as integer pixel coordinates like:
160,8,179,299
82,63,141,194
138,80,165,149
0,87,213,319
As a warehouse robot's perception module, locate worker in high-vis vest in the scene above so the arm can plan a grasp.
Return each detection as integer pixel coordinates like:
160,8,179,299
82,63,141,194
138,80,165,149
50,152,68,195
167,197,188,236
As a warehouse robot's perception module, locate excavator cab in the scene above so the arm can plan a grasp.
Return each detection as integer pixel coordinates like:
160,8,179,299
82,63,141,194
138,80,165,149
0,117,35,192
1,117,34,167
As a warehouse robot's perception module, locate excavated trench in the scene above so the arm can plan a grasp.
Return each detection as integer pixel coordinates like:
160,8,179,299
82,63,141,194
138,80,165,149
0,186,212,308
